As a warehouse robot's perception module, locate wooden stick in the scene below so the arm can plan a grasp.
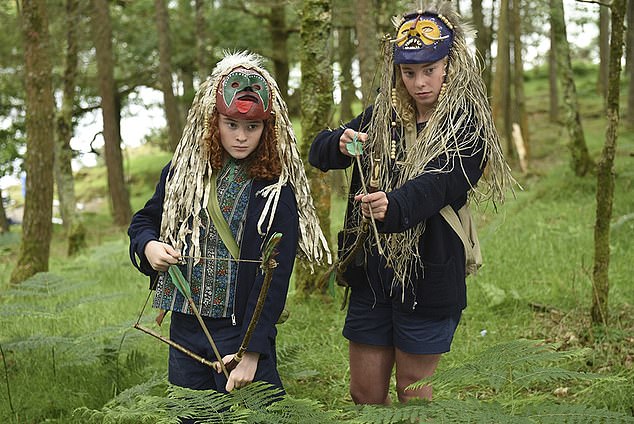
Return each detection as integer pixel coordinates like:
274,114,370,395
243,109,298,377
354,153,385,256
187,300,230,379
133,323,216,368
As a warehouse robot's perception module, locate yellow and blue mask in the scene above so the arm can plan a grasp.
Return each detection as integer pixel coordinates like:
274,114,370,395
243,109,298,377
393,12,454,64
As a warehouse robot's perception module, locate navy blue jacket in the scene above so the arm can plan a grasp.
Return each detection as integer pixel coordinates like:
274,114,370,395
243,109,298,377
309,106,484,316
128,163,299,356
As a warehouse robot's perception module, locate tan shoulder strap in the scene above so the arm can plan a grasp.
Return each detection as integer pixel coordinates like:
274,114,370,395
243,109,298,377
439,204,482,275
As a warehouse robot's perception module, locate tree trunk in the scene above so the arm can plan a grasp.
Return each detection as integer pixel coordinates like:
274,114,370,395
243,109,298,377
338,26,356,122
549,7,559,123
155,0,183,151
487,0,497,83
512,0,529,161
11,0,55,283
333,0,356,120
492,0,513,156
0,187,9,233
472,0,492,92
90,0,132,227
194,0,208,78
376,0,399,36
354,0,378,103
298,0,332,295
597,6,610,99
551,0,593,176
626,0,634,127
56,0,86,256
269,0,290,99
591,0,626,325
180,66,195,122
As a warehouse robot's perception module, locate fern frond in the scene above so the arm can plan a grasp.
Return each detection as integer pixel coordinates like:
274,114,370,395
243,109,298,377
247,395,340,424
512,367,602,389
231,381,286,411
409,340,594,394
351,402,434,424
99,373,167,408
276,343,302,365
167,384,252,424
0,305,56,318
4,335,73,351
56,292,128,311
3,272,98,298
74,378,253,424
522,402,634,423
351,399,531,424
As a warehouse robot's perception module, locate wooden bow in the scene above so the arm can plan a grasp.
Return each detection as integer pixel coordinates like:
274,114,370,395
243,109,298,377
133,233,283,378
225,232,281,371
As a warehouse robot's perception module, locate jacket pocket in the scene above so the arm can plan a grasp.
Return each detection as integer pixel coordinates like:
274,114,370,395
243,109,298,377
411,256,458,310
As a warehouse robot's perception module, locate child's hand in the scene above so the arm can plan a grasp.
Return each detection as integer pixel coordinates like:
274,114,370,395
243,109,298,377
339,129,368,157
355,191,388,221
221,352,260,392
144,240,181,271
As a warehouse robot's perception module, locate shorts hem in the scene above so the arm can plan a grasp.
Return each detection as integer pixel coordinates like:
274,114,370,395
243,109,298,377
343,328,391,347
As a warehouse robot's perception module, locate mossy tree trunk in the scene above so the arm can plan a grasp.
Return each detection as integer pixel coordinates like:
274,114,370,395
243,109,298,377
334,0,356,123
10,0,55,283
626,0,634,127
597,6,610,99
90,0,132,227
297,0,332,295
550,0,593,177
354,0,378,103
155,0,183,152
548,3,559,123
56,0,86,256
0,187,9,234
591,0,626,325
338,25,355,122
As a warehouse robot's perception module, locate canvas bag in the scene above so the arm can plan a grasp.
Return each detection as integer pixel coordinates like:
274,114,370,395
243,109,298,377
439,204,482,276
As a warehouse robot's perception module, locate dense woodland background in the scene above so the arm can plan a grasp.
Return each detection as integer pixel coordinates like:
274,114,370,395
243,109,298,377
1,0,634,422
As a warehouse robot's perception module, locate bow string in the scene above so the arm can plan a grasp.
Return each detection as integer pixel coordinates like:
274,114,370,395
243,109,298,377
133,233,283,379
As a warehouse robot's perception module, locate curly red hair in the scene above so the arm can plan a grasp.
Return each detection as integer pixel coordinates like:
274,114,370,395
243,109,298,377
205,111,282,180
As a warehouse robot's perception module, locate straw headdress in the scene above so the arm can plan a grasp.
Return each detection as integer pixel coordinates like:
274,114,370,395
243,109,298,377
159,51,331,266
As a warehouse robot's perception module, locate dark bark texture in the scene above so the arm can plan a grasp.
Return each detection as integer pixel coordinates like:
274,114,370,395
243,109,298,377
11,0,56,283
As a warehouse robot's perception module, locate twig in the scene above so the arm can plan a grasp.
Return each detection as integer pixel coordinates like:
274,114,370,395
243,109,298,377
0,342,15,418
133,324,216,368
575,0,612,7
353,148,384,256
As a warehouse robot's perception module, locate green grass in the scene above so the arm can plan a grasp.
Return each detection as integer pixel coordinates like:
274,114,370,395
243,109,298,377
1,66,634,422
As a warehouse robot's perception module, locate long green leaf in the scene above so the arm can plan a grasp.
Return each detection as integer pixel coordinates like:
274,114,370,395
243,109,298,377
168,266,192,299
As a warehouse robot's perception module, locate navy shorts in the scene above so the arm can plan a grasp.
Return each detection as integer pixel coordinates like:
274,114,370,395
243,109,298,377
168,311,284,393
343,285,462,354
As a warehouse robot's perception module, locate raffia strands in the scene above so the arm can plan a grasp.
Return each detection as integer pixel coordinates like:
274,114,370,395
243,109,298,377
366,1,517,290
160,51,331,266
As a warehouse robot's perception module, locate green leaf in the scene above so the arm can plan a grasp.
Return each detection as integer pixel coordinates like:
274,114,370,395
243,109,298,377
168,265,192,300
262,232,283,263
